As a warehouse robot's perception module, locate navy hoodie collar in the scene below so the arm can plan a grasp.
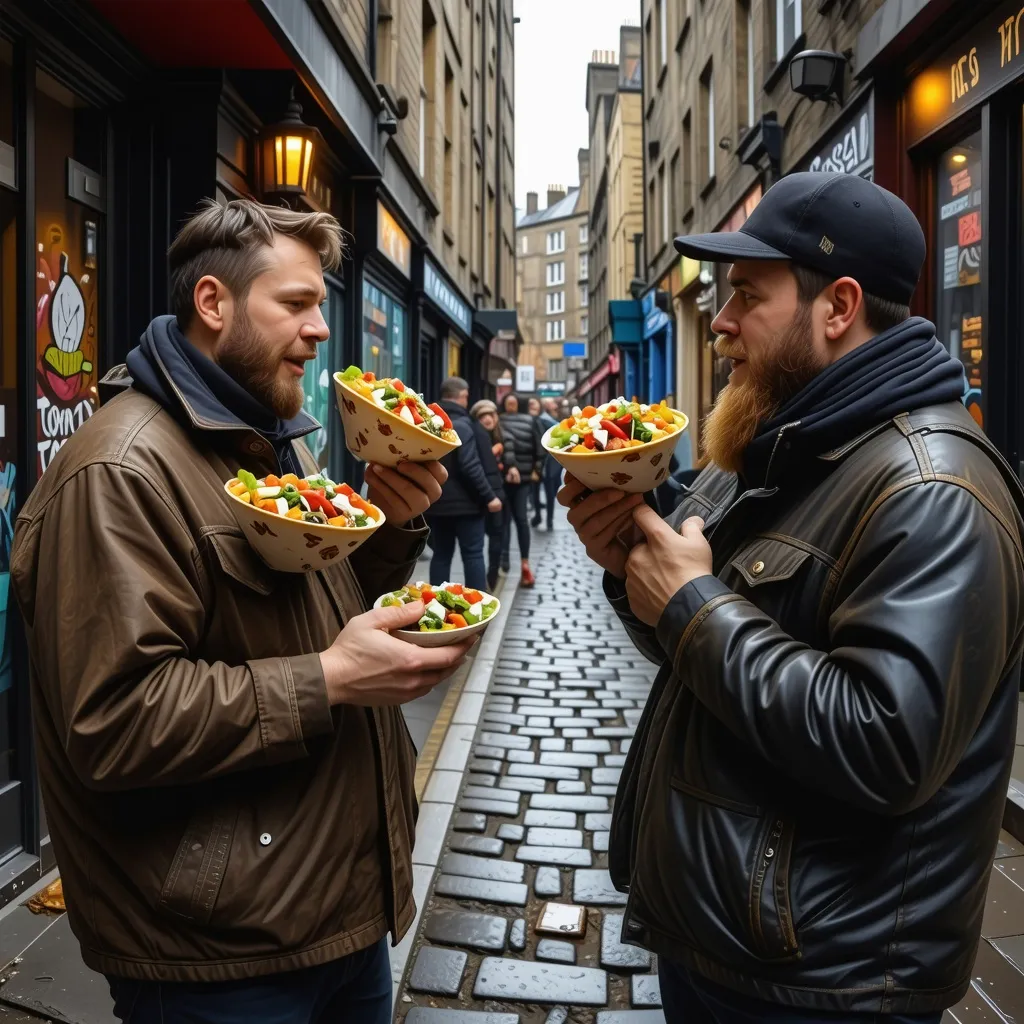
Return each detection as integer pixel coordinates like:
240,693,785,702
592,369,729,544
742,317,966,488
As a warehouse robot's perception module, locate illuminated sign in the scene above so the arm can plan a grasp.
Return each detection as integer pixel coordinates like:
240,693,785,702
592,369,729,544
377,202,411,277
908,1,1024,145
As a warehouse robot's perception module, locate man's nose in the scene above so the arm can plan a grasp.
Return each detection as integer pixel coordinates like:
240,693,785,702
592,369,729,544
302,307,330,342
711,298,740,337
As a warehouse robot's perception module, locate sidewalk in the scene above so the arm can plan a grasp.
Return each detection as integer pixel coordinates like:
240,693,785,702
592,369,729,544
391,511,1024,1023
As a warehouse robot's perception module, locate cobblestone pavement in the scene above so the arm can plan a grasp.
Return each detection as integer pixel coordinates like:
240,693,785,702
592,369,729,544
393,512,664,1023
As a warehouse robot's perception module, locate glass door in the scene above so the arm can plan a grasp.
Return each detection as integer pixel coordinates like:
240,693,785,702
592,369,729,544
301,278,344,474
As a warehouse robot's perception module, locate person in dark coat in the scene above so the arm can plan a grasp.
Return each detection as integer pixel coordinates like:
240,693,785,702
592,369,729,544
499,392,543,586
537,397,563,530
470,399,511,591
425,377,501,591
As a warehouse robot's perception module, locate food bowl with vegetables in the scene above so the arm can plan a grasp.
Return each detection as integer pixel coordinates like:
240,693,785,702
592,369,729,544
333,365,462,466
541,399,689,494
224,470,385,573
373,581,500,648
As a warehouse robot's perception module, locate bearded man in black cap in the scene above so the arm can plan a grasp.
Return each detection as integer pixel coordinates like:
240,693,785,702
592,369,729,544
561,172,1024,1022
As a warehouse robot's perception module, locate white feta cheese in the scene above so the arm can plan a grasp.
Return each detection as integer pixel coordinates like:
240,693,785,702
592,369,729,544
592,427,609,449
333,493,354,513
465,603,482,623
399,404,416,425
571,405,582,418
587,414,603,429
256,485,281,498
431,415,445,430
274,497,289,516
569,434,579,444
425,598,448,621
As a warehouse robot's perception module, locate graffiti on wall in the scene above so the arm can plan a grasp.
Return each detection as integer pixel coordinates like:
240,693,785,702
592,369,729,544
35,223,99,477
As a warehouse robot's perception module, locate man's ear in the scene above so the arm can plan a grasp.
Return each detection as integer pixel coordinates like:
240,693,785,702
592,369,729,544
192,275,230,334
823,277,864,342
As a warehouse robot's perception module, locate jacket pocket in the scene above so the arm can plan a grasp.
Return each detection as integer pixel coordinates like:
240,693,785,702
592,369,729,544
729,536,812,587
158,806,238,924
206,530,278,595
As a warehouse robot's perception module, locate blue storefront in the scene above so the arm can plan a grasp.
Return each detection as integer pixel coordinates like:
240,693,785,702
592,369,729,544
608,288,673,403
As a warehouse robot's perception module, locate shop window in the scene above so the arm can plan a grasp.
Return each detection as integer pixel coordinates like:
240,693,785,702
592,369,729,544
362,280,406,382
34,69,104,481
302,281,343,470
935,132,984,430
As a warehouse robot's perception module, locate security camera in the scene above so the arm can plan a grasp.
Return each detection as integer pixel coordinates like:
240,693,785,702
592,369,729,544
378,110,398,136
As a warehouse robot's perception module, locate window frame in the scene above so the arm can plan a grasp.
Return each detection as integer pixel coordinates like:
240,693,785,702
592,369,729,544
775,0,802,62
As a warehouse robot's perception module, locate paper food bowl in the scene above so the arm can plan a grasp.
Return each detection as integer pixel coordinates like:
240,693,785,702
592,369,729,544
223,481,385,573
541,410,689,494
333,373,462,466
372,589,501,648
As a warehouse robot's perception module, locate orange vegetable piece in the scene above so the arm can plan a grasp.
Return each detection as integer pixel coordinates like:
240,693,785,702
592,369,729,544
258,499,279,512
448,584,464,595
336,483,355,497
561,418,574,429
327,514,348,526
280,473,301,486
288,508,306,520
464,589,483,604
447,613,468,629
581,405,598,418
264,474,281,487
350,493,373,514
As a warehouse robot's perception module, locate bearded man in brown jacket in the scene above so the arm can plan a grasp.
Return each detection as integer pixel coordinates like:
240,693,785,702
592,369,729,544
10,200,472,1023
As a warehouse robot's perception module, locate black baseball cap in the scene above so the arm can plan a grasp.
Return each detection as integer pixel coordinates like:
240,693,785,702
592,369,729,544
673,173,926,304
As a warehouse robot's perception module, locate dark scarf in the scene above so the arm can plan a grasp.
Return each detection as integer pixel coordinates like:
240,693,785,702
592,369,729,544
743,317,966,487
125,315,318,477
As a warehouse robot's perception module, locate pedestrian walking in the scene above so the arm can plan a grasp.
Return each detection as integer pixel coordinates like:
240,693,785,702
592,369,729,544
537,397,562,530
527,396,545,526
499,392,543,587
562,173,1024,1023
425,377,502,591
470,398,510,591
10,199,473,1024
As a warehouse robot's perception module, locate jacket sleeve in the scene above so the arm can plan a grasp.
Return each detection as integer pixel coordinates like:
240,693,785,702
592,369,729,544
532,418,545,476
454,420,496,504
10,462,336,792
654,481,1024,815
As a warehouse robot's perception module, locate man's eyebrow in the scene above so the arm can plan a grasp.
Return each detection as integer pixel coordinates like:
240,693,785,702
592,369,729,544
278,284,326,301
728,276,753,290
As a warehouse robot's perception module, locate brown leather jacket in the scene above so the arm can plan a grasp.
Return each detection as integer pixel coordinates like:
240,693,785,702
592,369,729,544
10,385,425,982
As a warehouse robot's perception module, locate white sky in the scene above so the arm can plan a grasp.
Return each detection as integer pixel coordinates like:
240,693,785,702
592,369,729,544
513,0,641,212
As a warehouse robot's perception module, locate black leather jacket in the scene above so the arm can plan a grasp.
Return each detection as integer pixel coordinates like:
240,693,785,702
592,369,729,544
607,403,1024,1014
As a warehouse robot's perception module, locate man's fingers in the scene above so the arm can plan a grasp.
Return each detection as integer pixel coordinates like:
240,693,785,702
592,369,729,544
557,477,587,508
577,494,644,545
393,459,446,495
566,487,632,529
679,516,706,539
632,503,674,541
410,637,477,672
365,473,412,520
378,462,443,504
359,600,425,630
418,460,449,486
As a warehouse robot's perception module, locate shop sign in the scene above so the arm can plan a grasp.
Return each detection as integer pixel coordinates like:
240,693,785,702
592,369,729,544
804,92,874,179
680,256,701,292
424,258,472,335
641,290,671,338
907,0,1024,146
537,381,566,396
377,201,410,277
516,364,536,391
563,341,586,358
496,375,513,387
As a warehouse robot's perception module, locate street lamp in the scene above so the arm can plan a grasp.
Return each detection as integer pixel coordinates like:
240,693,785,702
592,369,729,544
260,89,320,204
789,50,846,105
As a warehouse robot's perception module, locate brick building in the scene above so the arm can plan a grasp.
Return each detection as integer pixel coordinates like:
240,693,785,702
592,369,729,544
636,0,885,460
514,158,590,400
574,31,645,405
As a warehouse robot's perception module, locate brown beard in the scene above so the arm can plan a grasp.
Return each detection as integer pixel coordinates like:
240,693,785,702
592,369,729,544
700,303,823,473
216,305,305,419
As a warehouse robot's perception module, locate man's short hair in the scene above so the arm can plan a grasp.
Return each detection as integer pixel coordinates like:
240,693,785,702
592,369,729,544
168,199,345,329
791,263,910,335
441,376,470,399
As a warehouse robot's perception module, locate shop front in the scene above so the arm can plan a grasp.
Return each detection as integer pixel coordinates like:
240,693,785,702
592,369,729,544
418,255,474,402
864,0,1024,470
799,89,875,180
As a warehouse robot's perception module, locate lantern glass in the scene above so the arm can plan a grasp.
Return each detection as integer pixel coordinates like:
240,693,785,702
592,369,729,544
261,99,319,197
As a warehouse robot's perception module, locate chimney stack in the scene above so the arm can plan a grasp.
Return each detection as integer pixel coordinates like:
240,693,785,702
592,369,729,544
547,184,567,208
526,191,538,214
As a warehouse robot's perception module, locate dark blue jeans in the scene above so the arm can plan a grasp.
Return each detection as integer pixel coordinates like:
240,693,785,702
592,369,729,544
658,959,943,1024
107,937,391,1023
426,513,487,591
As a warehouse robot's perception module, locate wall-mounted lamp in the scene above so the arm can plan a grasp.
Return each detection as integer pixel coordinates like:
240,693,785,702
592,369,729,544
260,89,320,203
789,50,846,104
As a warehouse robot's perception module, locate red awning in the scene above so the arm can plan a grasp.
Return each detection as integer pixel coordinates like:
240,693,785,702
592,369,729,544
576,350,620,398
85,0,291,68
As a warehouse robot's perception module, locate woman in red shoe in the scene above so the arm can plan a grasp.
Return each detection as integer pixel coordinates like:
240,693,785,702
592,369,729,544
497,393,543,587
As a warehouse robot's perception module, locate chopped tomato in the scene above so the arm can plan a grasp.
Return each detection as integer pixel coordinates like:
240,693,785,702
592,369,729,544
300,491,339,518
601,418,629,440
464,589,484,604
447,613,468,629
336,482,355,497
605,437,629,451
448,584,464,595
420,589,435,603
583,433,597,449
392,379,406,391
581,405,598,418
615,412,633,429
350,493,375,515
428,402,452,429
362,371,376,382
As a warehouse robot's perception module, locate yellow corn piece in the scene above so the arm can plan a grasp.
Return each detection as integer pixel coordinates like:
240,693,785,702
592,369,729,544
629,439,644,446
236,490,251,503
286,507,304,520
441,623,456,631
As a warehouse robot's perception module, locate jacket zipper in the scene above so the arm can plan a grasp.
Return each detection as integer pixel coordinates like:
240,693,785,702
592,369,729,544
763,421,801,489
750,816,798,956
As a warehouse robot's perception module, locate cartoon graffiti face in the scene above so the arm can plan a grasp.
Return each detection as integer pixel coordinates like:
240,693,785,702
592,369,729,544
42,253,92,403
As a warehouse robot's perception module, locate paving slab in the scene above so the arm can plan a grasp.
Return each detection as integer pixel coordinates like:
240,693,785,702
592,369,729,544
441,853,526,884
535,939,577,964
473,958,608,1005
575,870,629,906
527,828,584,848
601,914,651,971
423,910,509,952
434,875,529,906
516,846,593,867
408,945,468,996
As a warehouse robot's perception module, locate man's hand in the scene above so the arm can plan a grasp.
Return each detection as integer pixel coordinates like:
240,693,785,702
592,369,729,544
558,473,645,579
624,506,714,626
320,601,476,705
365,461,446,527
506,466,521,485
487,497,503,513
